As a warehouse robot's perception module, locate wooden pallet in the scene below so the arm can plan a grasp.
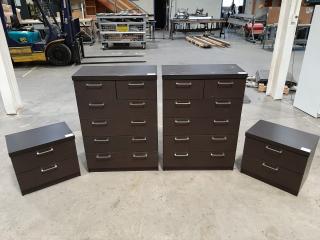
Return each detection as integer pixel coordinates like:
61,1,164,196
197,36,226,48
186,36,211,48
205,35,231,47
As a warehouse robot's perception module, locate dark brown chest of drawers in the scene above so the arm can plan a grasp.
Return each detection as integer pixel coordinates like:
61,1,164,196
5,122,80,195
241,120,319,195
72,65,158,171
162,64,247,170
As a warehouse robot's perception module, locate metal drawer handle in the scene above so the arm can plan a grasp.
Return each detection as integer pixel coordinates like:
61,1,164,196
217,81,234,86
41,164,58,173
131,120,146,125
89,103,105,108
211,136,227,141
210,153,225,158
174,119,191,125
132,137,147,142
265,145,283,154
94,138,110,143
129,101,146,107
213,120,229,124
91,121,108,126
86,83,103,88
174,153,189,158
215,101,232,105
96,154,112,160
36,147,54,156
174,137,190,142
175,100,191,106
128,82,145,87
262,162,279,171
133,153,148,159
175,82,192,87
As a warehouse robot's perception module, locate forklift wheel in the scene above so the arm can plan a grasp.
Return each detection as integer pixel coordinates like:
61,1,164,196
46,43,72,66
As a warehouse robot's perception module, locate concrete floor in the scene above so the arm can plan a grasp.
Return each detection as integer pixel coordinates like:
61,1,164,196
0,33,320,240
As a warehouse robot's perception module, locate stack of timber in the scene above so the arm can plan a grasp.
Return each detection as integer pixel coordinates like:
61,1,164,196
186,35,231,48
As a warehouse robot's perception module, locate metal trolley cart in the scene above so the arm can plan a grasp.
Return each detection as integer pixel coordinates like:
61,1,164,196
97,13,147,49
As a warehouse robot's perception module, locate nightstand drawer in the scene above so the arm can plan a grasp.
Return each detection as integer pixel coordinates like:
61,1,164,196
163,151,235,170
163,135,237,152
83,135,158,153
86,152,158,171
164,80,204,99
204,79,245,98
74,81,116,100
116,81,157,99
11,140,77,174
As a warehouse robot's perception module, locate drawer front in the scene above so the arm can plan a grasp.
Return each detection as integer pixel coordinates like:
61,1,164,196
163,80,204,99
204,79,245,98
74,81,116,101
163,117,240,135
80,117,157,136
163,135,237,152
241,153,302,195
83,135,158,153
16,156,80,193
86,152,158,171
11,140,77,174
77,100,157,119
244,137,307,174
116,81,157,99
163,151,235,170
163,98,242,117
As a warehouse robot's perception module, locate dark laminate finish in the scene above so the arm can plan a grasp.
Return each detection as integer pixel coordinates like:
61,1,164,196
162,64,247,170
5,122,80,195
241,120,319,196
72,65,158,171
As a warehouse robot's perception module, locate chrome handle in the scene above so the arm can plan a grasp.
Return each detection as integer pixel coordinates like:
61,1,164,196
210,153,225,158
132,137,147,142
211,136,227,141
175,82,192,87
213,120,229,124
41,164,58,173
85,83,102,88
174,119,191,125
174,100,191,106
96,154,112,160
129,101,146,107
130,120,146,125
89,103,105,108
265,145,283,154
36,147,54,156
174,137,190,142
94,138,110,143
128,82,145,87
174,153,189,158
215,101,232,105
91,121,108,126
133,153,148,159
262,162,279,171
217,81,234,86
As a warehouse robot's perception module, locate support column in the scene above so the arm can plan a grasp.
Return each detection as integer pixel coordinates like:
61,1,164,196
266,0,302,99
293,5,320,117
0,18,22,115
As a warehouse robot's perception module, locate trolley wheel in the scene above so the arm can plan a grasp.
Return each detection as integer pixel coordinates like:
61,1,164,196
142,43,146,49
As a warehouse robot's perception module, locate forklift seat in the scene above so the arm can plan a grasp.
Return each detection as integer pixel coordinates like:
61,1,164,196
10,14,34,32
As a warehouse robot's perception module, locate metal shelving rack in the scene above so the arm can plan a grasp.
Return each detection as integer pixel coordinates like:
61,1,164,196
96,13,147,49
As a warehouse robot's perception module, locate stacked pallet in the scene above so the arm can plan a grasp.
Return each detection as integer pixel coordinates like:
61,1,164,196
186,35,231,49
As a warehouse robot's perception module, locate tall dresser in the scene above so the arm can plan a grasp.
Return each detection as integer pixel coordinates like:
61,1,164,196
72,65,158,171
162,64,247,170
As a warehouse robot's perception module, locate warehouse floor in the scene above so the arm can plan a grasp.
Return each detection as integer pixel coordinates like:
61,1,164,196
0,33,319,239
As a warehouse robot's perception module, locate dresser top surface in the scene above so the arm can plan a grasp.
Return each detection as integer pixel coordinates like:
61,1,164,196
72,65,157,81
162,64,247,80
246,120,319,155
5,122,74,156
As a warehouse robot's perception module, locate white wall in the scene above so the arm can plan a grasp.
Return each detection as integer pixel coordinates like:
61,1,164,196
133,0,154,15
172,0,223,19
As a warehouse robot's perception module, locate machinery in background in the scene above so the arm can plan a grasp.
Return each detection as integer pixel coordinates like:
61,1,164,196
0,0,81,65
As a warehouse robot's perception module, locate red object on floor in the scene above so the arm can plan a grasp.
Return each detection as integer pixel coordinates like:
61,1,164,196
245,23,264,35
